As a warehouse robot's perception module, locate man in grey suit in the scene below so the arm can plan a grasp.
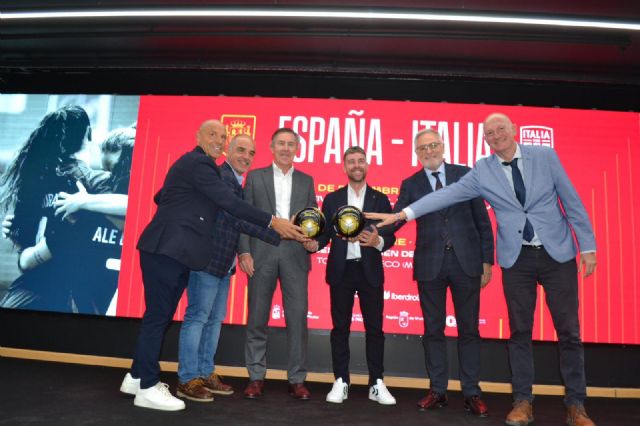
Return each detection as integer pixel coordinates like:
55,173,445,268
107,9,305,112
367,113,597,426
238,128,317,400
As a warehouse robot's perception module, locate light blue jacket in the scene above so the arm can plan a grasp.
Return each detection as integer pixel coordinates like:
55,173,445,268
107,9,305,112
406,145,596,268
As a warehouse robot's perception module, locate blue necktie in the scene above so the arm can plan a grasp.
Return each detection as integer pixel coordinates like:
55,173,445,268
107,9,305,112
432,172,452,247
503,158,534,242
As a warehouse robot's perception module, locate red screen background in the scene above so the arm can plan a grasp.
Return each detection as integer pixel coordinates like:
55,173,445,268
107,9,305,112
116,95,640,345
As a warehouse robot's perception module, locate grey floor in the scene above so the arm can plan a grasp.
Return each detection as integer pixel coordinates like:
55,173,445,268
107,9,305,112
0,357,637,426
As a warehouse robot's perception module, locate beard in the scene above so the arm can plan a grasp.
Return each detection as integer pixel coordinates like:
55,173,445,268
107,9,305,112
347,168,366,183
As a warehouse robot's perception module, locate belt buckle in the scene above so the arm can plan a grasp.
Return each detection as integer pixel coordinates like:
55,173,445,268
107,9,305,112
524,245,543,250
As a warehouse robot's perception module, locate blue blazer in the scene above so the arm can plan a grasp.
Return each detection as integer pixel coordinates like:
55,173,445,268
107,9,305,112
317,185,396,287
137,146,272,271
406,145,596,268
394,163,494,281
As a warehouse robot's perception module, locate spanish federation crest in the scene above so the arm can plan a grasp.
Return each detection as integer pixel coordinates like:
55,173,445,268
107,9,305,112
221,114,257,140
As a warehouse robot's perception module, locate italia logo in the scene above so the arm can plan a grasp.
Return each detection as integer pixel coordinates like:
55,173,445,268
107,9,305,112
520,125,554,148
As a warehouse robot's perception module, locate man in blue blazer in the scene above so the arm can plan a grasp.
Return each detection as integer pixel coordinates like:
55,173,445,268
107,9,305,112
308,146,397,405
393,129,494,416
367,113,597,426
120,120,305,411
176,134,281,402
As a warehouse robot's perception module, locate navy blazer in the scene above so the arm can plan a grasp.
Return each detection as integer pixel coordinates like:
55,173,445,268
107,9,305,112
394,163,494,282
202,162,280,278
317,185,396,287
137,146,272,271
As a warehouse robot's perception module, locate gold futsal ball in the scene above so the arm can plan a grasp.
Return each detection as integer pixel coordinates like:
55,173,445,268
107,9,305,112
294,207,326,238
333,205,365,238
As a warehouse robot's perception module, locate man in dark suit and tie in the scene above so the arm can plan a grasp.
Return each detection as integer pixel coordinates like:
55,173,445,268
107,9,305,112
307,146,397,405
367,114,597,426
238,128,317,400
393,129,494,416
176,134,281,402
119,120,305,411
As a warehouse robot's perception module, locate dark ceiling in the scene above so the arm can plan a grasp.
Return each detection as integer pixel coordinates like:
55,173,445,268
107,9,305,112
2,1,640,96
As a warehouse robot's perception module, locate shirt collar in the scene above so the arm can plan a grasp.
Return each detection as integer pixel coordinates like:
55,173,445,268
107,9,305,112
347,183,367,198
272,162,294,177
497,143,522,164
424,161,446,176
226,161,244,185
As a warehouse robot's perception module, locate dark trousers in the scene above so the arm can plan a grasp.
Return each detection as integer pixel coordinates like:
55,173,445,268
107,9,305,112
502,246,586,406
418,249,482,397
131,251,190,389
330,260,384,386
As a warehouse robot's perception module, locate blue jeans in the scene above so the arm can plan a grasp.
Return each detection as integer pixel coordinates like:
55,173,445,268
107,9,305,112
177,270,231,383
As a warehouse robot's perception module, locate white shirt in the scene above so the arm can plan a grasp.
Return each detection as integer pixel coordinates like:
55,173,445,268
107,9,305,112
346,184,384,260
273,162,293,219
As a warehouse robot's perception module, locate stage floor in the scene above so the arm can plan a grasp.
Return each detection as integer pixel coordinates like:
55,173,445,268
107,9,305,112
1,357,637,426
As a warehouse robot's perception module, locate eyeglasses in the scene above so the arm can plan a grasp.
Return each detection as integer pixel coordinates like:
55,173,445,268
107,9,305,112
415,142,443,153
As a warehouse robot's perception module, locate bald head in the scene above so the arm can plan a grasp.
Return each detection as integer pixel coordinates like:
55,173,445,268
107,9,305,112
483,112,517,159
484,113,513,127
197,119,227,159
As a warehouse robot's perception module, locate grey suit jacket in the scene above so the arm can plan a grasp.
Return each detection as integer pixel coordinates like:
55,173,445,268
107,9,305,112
406,145,596,268
238,165,317,271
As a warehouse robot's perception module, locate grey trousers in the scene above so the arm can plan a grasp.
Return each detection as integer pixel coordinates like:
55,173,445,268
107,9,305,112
245,252,309,384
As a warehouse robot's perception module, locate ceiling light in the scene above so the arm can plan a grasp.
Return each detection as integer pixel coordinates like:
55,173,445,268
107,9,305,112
1,9,639,31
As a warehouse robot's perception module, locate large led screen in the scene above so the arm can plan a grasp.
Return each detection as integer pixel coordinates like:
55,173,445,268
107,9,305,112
1,94,638,345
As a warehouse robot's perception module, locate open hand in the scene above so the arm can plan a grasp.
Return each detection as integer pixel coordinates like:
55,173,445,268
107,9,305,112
239,253,255,277
480,263,492,288
364,211,404,227
579,252,597,278
270,216,310,242
54,181,88,221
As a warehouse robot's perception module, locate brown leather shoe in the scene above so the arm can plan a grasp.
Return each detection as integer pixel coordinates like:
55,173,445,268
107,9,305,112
176,378,214,402
288,382,311,400
202,373,234,395
464,395,489,417
505,400,534,426
566,404,595,426
244,380,264,399
417,390,448,410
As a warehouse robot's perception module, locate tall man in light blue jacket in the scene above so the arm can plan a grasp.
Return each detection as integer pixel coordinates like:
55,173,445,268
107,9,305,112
367,113,597,426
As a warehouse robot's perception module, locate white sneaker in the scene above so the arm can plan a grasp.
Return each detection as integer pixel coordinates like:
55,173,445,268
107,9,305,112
134,382,186,411
120,373,140,396
369,379,396,405
326,378,349,403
